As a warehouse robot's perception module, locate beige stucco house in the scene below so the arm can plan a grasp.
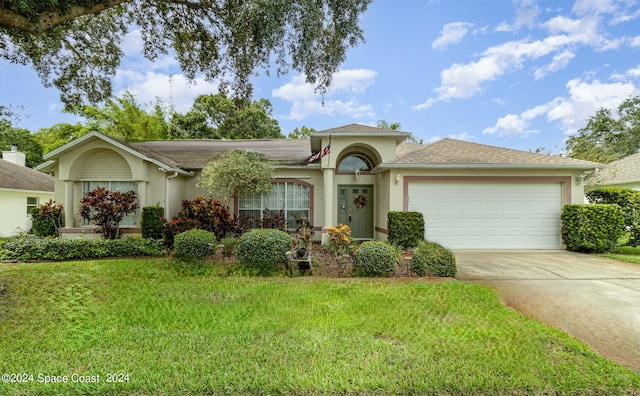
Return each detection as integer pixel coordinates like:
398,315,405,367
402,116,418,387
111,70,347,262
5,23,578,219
1,145,55,237
38,124,602,249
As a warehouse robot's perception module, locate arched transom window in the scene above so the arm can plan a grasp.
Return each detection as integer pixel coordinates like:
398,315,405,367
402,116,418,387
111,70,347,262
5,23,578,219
338,154,373,173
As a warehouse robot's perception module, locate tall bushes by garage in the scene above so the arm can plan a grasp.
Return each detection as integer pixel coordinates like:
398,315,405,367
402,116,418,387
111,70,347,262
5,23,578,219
411,241,457,277
142,206,165,240
387,211,425,249
561,204,624,253
236,229,291,272
352,241,399,277
586,187,640,246
0,235,167,261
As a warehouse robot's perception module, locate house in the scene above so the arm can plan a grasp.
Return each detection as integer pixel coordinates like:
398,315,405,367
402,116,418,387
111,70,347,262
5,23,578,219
37,124,602,249
586,153,640,191
0,145,55,237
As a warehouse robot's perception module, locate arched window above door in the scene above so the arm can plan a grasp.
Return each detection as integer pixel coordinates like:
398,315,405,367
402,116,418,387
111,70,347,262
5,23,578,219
337,154,373,173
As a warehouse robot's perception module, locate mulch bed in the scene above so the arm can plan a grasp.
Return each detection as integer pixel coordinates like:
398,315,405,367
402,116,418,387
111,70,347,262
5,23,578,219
293,242,416,278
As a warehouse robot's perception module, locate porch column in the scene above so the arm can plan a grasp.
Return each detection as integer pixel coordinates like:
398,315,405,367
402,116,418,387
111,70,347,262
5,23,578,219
137,181,146,227
64,180,74,228
322,168,334,244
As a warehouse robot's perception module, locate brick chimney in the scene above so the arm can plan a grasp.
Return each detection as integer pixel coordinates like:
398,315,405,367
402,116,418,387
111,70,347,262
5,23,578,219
2,143,26,167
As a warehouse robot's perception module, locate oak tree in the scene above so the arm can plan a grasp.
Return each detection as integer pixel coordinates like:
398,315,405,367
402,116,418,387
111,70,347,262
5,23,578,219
1,0,372,108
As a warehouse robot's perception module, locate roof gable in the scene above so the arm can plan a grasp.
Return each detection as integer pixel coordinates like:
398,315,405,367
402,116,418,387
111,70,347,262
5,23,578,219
387,138,602,169
0,159,54,192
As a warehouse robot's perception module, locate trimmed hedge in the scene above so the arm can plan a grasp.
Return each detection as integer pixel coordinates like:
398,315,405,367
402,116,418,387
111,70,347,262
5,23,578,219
561,204,624,253
236,229,291,269
387,211,425,249
586,187,640,246
0,235,167,261
142,206,165,240
411,241,457,277
174,229,217,259
352,241,399,277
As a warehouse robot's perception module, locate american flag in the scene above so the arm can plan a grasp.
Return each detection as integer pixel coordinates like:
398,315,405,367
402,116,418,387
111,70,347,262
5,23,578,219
307,141,331,164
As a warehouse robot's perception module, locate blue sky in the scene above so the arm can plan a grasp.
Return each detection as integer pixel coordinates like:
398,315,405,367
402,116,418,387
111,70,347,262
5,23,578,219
2,0,640,153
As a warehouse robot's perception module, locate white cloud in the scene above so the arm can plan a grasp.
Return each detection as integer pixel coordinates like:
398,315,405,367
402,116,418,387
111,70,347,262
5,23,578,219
116,71,219,113
484,78,639,138
547,78,639,134
534,51,575,79
432,22,473,50
571,0,616,16
121,30,143,57
514,0,540,29
415,10,615,110
272,69,377,121
631,36,640,46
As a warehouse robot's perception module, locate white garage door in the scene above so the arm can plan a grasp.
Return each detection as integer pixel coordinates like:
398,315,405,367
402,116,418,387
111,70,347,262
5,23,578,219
408,183,562,249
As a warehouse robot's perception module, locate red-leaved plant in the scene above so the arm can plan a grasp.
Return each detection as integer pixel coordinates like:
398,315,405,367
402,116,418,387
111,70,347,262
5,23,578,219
79,187,139,239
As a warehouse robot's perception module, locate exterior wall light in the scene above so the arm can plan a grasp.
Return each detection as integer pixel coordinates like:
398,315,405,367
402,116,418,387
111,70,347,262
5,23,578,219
395,174,401,184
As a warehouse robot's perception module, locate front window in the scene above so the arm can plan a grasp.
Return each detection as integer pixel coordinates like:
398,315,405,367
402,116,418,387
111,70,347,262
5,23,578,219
82,181,138,226
239,182,310,229
26,197,38,215
338,154,373,172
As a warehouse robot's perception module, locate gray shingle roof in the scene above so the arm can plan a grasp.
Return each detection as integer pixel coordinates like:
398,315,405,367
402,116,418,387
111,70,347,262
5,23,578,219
133,139,311,169
0,159,54,192
588,152,640,185
385,138,602,169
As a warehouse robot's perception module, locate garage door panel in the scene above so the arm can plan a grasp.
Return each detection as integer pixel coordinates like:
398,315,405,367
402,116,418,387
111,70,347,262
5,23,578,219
408,182,562,249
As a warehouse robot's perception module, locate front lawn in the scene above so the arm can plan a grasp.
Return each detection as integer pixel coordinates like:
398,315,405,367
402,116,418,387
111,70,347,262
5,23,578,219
600,246,640,265
1,259,639,395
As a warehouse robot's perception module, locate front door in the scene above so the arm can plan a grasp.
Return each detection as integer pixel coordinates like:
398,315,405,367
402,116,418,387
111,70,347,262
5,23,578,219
338,185,373,239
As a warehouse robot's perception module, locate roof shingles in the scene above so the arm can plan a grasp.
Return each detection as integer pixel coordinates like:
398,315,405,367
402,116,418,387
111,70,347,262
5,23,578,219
0,159,54,192
389,138,602,168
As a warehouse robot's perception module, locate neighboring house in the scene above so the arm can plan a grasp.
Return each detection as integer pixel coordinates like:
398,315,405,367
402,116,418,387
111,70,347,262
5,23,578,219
37,124,601,249
0,145,55,237
586,153,640,191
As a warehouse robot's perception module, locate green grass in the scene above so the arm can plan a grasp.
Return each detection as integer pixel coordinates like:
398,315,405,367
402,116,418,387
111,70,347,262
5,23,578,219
0,259,639,395
600,246,640,264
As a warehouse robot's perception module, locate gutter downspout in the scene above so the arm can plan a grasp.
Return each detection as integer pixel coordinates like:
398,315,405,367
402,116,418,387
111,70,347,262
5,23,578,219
165,172,179,218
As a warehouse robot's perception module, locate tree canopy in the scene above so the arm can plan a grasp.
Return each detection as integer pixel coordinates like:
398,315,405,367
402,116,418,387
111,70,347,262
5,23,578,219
196,150,273,201
1,0,371,109
566,96,640,163
168,93,282,139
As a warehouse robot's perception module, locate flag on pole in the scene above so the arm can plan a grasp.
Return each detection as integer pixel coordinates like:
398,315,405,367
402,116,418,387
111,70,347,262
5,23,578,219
307,136,331,164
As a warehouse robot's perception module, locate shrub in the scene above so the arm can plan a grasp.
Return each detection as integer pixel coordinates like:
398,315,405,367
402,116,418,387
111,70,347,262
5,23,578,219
0,235,167,261
561,204,624,253
412,241,457,277
162,218,199,247
325,224,352,256
387,211,425,249
586,187,640,246
352,241,399,277
79,187,139,239
142,206,165,239
236,229,291,270
31,199,64,238
177,197,236,240
220,237,239,257
174,229,217,259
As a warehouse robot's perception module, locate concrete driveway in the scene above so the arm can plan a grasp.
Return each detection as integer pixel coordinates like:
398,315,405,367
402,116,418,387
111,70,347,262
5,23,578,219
455,250,640,371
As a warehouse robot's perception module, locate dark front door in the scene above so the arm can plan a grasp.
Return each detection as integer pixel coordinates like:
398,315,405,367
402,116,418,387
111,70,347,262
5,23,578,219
338,185,373,239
